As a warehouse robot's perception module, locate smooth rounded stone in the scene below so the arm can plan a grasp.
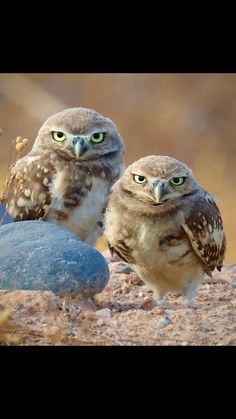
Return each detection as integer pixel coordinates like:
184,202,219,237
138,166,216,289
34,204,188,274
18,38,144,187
113,264,134,274
0,221,109,296
0,205,13,225
95,308,112,318
157,315,171,329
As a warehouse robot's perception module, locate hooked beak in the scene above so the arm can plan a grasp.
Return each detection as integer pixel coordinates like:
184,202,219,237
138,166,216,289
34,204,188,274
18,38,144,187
153,182,166,203
72,137,87,159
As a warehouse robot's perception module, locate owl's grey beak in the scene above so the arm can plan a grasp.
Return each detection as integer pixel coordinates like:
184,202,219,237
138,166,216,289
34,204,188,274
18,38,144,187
72,137,87,159
153,182,166,203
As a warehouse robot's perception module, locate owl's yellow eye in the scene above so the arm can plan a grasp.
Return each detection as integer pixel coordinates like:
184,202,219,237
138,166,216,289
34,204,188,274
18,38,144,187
133,174,147,184
90,133,105,143
52,131,66,142
170,177,185,186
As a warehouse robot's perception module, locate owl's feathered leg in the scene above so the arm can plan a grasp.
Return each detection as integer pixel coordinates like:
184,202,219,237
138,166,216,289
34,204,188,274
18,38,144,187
185,284,199,311
153,290,166,309
187,299,198,311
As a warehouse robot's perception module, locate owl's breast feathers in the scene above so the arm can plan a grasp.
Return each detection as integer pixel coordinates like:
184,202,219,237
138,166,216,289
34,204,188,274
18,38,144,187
181,192,226,274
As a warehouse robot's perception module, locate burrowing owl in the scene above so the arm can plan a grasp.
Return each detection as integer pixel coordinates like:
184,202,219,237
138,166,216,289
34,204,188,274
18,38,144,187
105,155,226,300
1,107,125,246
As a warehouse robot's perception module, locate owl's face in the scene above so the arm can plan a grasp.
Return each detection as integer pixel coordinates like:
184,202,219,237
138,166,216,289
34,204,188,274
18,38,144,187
33,108,124,161
119,155,199,206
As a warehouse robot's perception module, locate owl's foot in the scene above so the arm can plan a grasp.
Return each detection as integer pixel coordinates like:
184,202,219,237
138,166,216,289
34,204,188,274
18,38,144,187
155,298,165,307
153,298,167,312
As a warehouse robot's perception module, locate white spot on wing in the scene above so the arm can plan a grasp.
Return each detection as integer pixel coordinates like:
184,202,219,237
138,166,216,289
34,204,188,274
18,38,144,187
17,197,26,207
211,228,224,247
24,189,31,197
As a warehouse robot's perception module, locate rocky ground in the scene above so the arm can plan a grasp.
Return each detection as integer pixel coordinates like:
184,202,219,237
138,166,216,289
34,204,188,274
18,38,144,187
0,251,236,346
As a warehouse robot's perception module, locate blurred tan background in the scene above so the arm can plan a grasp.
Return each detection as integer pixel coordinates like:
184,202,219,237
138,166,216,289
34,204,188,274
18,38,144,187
0,73,235,262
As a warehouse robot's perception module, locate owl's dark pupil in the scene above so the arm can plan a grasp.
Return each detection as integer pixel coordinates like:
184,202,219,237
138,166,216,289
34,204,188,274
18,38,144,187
57,132,64,138
173,178,180,183
93,133,100,139
138,176,145,181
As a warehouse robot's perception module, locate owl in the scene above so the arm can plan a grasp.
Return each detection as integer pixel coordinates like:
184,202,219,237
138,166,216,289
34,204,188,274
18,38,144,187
1,107,125,246
105,155,226,301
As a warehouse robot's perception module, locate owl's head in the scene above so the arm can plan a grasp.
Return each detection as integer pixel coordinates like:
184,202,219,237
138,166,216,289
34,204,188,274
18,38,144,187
116,155,200,207
33,107,125,161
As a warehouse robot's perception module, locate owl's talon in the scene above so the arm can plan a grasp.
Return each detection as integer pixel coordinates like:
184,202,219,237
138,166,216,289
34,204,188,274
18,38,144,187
187,302,198,311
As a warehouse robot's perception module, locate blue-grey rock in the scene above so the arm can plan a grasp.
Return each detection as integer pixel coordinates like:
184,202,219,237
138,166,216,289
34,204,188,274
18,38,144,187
0,221,109,296
0,204,13,225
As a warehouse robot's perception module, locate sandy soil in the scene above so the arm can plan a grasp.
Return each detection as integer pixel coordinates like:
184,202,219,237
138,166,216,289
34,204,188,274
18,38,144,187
0,251,235,346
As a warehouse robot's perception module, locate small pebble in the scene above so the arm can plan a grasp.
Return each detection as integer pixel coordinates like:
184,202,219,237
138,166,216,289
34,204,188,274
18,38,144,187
113,264,133,274
96,319,105,327
12,302,24,310
95,308,112,318
157,315,171,329
138,292,144,298
155,299,164,306
181,341,190,346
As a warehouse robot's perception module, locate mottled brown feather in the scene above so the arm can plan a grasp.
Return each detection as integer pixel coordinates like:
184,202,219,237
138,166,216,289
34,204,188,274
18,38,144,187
2,153,54,220
182,194,226,273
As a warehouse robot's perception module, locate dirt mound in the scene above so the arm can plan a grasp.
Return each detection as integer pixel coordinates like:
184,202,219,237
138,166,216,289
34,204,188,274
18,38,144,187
0,252,235,345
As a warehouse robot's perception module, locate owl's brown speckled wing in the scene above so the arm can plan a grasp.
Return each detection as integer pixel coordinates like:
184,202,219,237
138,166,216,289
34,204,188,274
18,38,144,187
1,152,54,221
108,239,135,264
181,193,226,274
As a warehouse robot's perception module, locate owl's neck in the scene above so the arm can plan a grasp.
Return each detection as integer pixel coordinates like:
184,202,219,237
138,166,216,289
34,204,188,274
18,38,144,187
48,148,123,184
112,184,188,221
